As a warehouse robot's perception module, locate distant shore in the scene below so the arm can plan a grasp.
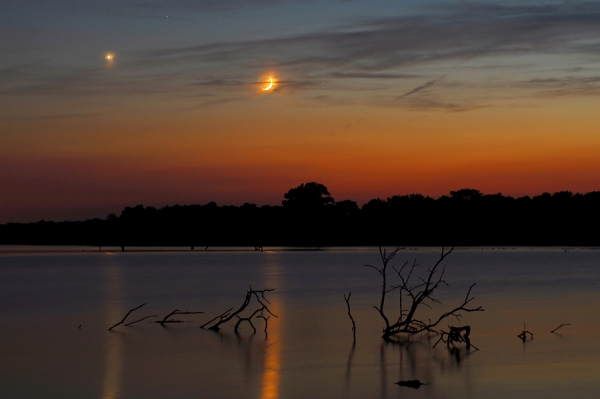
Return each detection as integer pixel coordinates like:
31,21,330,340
1,245,599,255
2,185,599,247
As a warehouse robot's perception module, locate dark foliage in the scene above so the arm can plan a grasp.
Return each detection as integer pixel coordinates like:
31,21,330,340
1,184,599,246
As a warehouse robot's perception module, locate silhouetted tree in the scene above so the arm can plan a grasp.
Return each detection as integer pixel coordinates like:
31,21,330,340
450,189,482,200
282,182,334,209
2,186,600,246
334,199,360,216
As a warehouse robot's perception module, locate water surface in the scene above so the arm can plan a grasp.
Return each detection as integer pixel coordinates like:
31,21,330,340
1,247,599,398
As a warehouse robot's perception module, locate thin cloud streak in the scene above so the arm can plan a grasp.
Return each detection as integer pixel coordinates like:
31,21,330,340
522,75,600,97
1,113,102,121
398,77,443,99
5,1,600,109
331,72,421,79
140,2,600,71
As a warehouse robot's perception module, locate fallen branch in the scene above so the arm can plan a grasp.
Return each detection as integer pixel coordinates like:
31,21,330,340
344,292,356,344
108,303,147,331
202,288,276,333
257,314,270,338
155,309,203,326
125,315,158,326
200,308,233,329
234,307,265,333
551,323,571,333
433,325,479,351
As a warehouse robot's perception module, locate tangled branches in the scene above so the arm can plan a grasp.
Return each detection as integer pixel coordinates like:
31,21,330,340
365,246,484,340
201,288,276,335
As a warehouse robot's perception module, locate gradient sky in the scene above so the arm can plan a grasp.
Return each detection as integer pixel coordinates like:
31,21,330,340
2,0,600,222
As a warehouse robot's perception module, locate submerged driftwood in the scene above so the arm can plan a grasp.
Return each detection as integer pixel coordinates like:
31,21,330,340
154,310,204,326
433,325,479,350
518,324,534,341
395,379,426,389
201,288,276,335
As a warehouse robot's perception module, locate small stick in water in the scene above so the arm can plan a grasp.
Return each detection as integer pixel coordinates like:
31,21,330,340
108,303,147,331
551,324,571,333
125,315,158,326
343,292,356,344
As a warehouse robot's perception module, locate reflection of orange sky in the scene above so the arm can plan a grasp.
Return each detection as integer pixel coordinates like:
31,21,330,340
2,95,600,222
260,301,281,399
482,359,600,386
260,255,283,399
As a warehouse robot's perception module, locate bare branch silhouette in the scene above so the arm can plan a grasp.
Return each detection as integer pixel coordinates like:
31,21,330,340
200,308,233,329
257,314,270,338
108,303,147,331
343,292,356,344
551,323,571,333
201,288,276,334
155,309,203,326
518,323,534,341
125,315,158,326
367,246,484,340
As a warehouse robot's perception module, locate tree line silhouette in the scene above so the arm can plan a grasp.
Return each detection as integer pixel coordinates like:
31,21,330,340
1,182,599,246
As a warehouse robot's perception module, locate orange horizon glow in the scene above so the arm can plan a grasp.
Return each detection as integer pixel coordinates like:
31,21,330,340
2,93,600,223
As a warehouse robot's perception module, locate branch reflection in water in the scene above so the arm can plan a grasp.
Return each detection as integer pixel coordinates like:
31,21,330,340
378,334,477,396
102,258,124,399
344,343,356,389
260,253,283,399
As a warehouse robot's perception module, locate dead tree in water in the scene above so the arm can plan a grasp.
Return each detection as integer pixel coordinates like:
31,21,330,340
343,292,356,344
201,288,276,334
365,246,483,340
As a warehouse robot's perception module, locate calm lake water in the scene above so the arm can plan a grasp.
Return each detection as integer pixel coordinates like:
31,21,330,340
1,247,599,399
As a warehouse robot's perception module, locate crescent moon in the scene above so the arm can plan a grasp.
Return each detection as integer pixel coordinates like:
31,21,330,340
262,76,274,91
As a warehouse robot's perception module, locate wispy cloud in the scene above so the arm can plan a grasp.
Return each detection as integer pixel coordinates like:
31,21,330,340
331,72,420,79
140,2,600,72
3,0,295,14
522,75,600,97
5,1,600,109
1,112,102,121
398,77,443,99
403,98,488,113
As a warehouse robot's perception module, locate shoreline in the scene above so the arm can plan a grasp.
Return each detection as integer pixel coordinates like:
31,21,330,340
1,245,599,255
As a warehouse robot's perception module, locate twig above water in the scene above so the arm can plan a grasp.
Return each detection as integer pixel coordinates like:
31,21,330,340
343,292,356,344
125,315,158,326
155,309,204,326
551,323,571,334
108,303,147,331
